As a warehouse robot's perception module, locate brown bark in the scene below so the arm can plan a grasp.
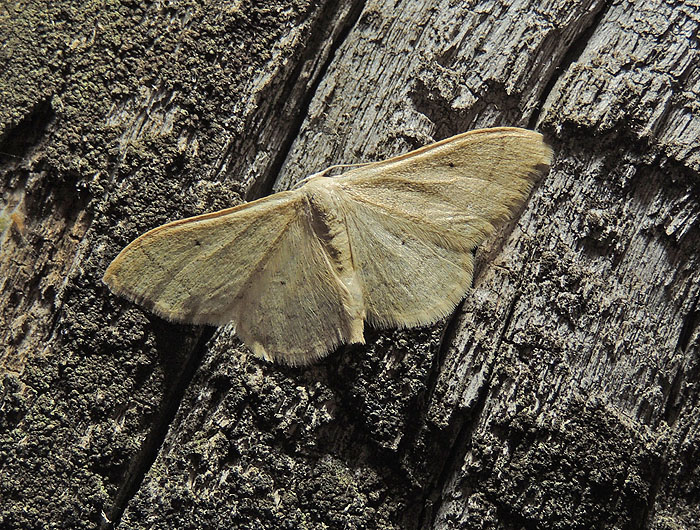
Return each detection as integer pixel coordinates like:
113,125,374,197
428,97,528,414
1,0,698,529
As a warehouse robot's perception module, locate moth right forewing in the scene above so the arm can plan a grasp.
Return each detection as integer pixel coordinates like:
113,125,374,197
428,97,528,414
335,128,550,244
329,128,551,328
341,127,550,184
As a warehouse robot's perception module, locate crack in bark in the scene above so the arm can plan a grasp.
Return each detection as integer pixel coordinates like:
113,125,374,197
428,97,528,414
419,357,493,530
664,293,700,427
246,0,368,200
0,98,54,161
675,293,699,355
529,0,611,130
421,300,467,416
416,291,521,529
102,326,216,529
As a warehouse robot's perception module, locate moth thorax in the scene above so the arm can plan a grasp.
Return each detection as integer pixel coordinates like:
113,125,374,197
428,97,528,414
305,189,351,268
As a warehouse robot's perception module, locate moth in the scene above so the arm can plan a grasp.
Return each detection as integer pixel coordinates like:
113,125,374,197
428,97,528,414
104,127,552,365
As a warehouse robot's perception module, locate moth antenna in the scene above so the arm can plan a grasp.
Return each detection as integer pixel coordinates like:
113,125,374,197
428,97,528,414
293,162,372,189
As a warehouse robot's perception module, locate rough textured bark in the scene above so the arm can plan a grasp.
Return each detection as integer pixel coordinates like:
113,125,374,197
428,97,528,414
1,0,698,529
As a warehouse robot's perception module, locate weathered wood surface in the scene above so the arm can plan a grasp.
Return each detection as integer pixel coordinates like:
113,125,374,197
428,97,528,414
1,0,698,529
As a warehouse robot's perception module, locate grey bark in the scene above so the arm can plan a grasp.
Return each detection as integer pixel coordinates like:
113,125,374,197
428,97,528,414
0,0,698,529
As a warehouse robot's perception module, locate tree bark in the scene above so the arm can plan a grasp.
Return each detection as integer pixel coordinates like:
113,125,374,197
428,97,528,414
1,0,698,529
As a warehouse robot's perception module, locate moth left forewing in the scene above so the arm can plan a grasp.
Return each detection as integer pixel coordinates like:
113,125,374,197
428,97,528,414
103,192,303,325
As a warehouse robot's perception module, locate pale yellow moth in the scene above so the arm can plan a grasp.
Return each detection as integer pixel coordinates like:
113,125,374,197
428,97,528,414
104,127,552,365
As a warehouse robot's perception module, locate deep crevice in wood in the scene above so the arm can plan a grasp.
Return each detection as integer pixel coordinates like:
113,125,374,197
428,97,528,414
676,295,699,355
419,365,493,530
422,306,465,419
245,0,368,201
416,297,525,529
102,326,216,529
529,0,611,130
0,98,54,164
